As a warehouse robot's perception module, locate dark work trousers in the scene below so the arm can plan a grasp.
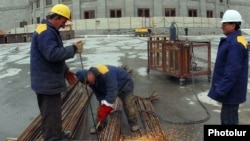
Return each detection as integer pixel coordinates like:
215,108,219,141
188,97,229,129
119,92,138,126
221,104,239,125
36,93,62,141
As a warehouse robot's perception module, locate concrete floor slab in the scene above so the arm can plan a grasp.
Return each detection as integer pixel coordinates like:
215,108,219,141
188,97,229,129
0,35,250,140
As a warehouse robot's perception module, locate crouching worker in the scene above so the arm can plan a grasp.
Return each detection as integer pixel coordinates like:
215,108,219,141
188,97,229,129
76,65,139,134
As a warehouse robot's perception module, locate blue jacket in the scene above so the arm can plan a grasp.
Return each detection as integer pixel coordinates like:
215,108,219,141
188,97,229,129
30,19,75,94
208,30,248,104
77,65,134,104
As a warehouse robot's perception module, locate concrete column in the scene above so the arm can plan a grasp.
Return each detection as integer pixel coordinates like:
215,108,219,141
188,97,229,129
153,0,162,16
215,0,221,18
200,0,206,17
179,0,188,16
72,0,81,19
97,0,107,18
125,0,134,17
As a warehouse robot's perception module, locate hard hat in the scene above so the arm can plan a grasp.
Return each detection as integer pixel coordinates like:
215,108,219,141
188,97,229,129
50,4,72,21
221,9,242,23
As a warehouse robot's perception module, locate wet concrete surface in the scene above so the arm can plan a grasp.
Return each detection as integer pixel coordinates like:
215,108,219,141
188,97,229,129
0,35,250,140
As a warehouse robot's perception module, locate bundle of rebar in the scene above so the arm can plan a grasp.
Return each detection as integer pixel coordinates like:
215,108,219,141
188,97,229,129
15,81,167,141
99,98,122,141
120,93,167,141
17,82,92,141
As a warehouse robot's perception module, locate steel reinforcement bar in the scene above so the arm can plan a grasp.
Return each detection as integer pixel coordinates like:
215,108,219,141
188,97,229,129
17,82,92,141
121,93,167,141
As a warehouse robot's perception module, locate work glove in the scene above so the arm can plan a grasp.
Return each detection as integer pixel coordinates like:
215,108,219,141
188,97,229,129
65,70,77,85
97,100,114,122
74,40,83,53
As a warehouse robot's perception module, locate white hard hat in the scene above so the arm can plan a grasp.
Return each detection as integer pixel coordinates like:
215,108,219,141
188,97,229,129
221,9,243,23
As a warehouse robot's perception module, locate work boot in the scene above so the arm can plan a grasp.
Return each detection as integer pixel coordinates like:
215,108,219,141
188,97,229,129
53,131,71,140
130,124,139,132
90,124,105,134
62,131,71,138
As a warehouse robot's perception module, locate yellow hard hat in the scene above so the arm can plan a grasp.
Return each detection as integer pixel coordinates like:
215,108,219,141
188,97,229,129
50,4,72,21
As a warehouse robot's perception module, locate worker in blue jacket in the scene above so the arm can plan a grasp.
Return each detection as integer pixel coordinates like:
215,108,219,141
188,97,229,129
30,4,83,141
208,10,249,125
76,65,139,134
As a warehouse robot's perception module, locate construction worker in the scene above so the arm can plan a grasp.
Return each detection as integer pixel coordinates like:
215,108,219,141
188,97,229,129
30,4,83,140
76,65,140,134
208,10,248,125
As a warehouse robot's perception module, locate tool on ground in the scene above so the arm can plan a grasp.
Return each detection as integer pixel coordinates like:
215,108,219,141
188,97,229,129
95,104,114,132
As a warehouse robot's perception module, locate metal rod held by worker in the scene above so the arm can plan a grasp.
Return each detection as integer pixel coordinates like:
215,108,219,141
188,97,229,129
78,52,100,140
95,121,101,130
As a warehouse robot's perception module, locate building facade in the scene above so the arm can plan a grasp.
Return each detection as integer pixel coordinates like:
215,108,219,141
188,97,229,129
0,0,30,33
0,0,250,33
